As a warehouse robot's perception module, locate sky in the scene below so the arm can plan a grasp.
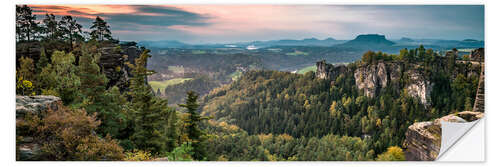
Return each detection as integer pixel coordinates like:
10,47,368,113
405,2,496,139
29,5,484,44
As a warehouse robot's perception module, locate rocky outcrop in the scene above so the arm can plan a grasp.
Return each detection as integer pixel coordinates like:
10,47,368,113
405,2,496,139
354,62,401,98
353,62,431,105
405,69,432,106
99,44,145,92
315,60,348,80
16,95,63,160
470,48,484,62
403,111,483,161
16,95,61,118
472,63,484,113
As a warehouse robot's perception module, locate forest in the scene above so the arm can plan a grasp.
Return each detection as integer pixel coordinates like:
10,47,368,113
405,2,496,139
15,5,482,161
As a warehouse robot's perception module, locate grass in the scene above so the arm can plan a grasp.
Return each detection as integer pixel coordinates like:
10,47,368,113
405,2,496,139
297,65,317,74
168,66,184,73
229,71,243,81
149,78,192,92
286,50,309,56
192,50,207,54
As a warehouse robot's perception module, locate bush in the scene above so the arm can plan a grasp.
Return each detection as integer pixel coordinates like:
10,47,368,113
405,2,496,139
18,107,125,160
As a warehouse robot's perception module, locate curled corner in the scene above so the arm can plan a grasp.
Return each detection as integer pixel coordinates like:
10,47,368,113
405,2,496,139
436,118,482,160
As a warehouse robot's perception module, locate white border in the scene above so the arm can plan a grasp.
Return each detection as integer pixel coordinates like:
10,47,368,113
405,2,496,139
2,0,496,167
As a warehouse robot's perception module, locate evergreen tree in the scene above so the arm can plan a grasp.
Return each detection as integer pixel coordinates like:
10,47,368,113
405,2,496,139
42,13,60,40
78,44,108,102
90,16,113,41
39,51,80,104
59,15,83,49
16,5,39,42
179,91,207,160
128,49,177,154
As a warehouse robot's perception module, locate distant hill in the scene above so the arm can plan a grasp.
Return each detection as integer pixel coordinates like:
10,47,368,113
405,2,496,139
337,34,395,48
236,37,345,48
137,40,190,48
138,35,483,50
393,37,484,48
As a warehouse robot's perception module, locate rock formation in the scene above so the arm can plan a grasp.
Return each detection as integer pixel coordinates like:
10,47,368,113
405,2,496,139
403,111,483,161
353,61,431,106
472,63,485,113
16,95,61,118
470,48,484,62
316,60,431,105
16,95,63,160
315,60,348,80
98,43,145,92
353,62,401,98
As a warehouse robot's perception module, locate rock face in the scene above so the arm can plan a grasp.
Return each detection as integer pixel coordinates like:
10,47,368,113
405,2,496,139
16,95,63,160
470,48,484,62
403,111,483,161
315,60,348,80
316,60,431,105
472,63,485,113
16,95,61,118
405,69,432,106
353,62,431,106
354,62,400,98
99,44,145,92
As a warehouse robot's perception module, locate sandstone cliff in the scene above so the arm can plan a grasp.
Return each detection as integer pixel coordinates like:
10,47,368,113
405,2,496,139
99,43,144,92
354,62,431,105
316,60,431,106
16,95,62,160
403,111,483,161
315,60,348,80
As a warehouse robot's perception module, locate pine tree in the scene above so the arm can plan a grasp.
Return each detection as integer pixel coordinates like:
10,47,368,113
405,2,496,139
90,16,113,41
179,91,207,160
59,15,83,49
78,44,108,102
128,49,177,154
42,13,60,40
16,5,39,42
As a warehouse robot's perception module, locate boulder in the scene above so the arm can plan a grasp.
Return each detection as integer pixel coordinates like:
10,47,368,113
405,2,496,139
403,111,484,161
16,95,61,118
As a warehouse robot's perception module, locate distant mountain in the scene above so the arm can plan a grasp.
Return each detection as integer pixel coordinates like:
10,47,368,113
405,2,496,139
138,38,345,49
137,35,483,50
398,37,415,43
137,40,190,48
393,37,484,48
337,34,395,48
239,37,345,48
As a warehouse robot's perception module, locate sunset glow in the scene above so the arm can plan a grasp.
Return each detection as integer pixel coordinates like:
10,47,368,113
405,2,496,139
26,5,484,43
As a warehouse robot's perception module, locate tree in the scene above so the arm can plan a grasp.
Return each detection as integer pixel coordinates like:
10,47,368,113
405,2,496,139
179,91,208,160
42,13,60,40
59,15,83,49
375,146,405,161
16,5,39,42
90,16,113,41
39,51,81,104
128,49,178,154
16,56,35,95
78,44,108,102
